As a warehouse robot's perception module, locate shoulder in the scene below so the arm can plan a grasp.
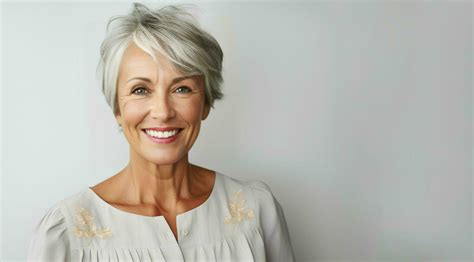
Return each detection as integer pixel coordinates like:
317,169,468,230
29,189,91,233
216,172,282,219
29,201,67,238
54,189,95,224
218,172,275,199
27,190,87,260
28,202,70,260
217,172,272,192
28,189,95,241
217,173,296,261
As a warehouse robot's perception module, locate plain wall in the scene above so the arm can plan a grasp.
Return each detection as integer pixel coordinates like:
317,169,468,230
2,1,472,261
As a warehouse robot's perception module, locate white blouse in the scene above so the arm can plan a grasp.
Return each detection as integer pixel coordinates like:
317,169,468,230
27,172,295,261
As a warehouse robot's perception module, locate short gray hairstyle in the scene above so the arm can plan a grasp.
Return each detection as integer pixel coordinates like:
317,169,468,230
97,3,224,117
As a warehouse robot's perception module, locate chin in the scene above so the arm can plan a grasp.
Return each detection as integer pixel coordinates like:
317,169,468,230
143,152,185,165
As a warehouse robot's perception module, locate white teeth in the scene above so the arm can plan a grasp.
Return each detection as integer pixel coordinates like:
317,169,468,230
145,129,179,139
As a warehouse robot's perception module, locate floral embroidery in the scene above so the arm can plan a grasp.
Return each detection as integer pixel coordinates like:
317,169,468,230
72,207,112,239
224,189,255,229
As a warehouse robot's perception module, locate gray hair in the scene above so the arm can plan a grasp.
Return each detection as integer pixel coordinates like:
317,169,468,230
97,3,224,118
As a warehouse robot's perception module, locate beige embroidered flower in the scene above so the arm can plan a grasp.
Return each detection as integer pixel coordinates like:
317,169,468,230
224,189,255,228
72,207,112,239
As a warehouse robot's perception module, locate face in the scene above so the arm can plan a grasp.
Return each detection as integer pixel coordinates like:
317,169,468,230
115,42,210,165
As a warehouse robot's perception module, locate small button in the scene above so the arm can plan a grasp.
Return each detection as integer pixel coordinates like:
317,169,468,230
182,229,189,236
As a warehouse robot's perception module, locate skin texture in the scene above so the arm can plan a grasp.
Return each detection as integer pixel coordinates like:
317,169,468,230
91,42,215,241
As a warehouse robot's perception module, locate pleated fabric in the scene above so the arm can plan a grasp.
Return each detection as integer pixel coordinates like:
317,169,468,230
27,172,295,261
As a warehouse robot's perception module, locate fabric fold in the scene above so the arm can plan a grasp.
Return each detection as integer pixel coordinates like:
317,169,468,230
27,204,71,261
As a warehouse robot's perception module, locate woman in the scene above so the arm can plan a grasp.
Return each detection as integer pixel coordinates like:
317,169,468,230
27,3,295,261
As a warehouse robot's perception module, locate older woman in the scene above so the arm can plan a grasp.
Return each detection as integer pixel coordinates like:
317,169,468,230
27,3,294,261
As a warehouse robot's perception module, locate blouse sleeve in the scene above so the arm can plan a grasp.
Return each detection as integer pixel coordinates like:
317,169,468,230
250,181,296,262
27,203,70,261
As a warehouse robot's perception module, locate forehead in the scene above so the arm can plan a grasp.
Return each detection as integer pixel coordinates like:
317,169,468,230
118,42,180,79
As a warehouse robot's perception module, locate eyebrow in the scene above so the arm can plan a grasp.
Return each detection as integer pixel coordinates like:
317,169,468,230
126,76,194,85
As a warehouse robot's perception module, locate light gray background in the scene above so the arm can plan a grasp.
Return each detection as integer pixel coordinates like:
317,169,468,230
2,1,472,261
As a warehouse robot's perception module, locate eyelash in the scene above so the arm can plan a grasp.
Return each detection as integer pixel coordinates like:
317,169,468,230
131,86,192,95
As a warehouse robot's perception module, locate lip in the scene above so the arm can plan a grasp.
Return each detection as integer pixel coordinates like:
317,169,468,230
143,127,183,131
142,128,183,144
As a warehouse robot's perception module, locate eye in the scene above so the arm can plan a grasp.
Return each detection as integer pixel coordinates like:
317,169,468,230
131,86,149,95
175,86,192,94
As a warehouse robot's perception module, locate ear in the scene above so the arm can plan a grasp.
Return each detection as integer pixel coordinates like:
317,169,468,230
202,103,211,121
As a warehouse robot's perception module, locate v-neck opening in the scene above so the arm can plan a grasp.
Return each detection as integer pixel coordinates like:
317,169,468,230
86,171,220,221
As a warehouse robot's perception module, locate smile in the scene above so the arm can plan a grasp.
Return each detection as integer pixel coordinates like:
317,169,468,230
142,128,184,144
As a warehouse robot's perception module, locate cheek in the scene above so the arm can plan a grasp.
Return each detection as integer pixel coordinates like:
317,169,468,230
122,100,147,124
177,100,203,122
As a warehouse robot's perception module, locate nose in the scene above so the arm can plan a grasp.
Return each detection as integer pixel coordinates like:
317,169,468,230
149,92,176,121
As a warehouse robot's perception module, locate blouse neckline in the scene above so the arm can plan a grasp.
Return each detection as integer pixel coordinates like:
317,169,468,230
86,171,220,220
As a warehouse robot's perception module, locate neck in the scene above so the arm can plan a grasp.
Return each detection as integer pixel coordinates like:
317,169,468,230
122,147,196,213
